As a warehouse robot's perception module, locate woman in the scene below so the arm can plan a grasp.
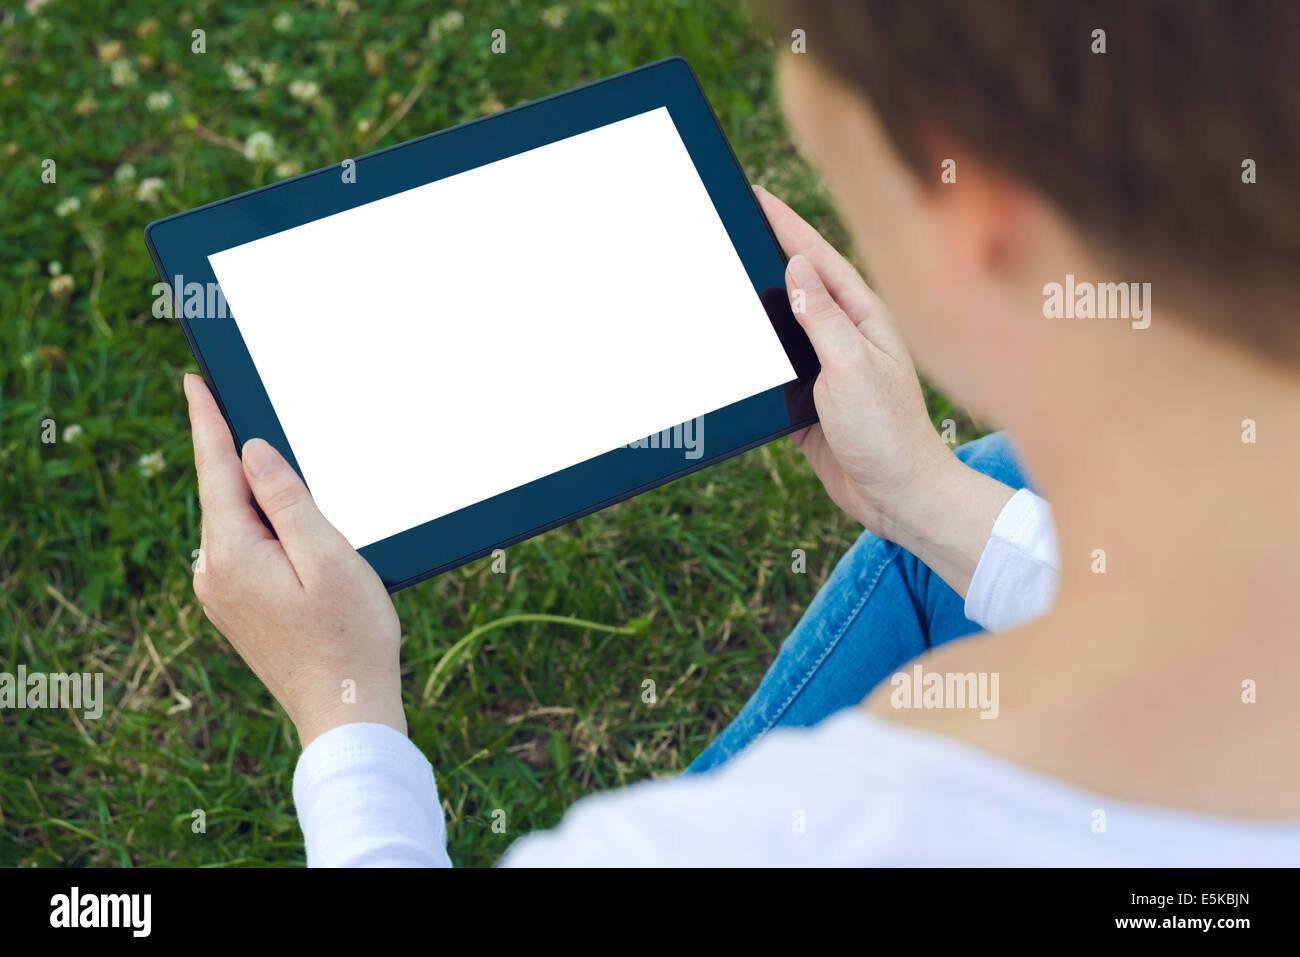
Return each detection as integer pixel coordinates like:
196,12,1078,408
186,0,1300,864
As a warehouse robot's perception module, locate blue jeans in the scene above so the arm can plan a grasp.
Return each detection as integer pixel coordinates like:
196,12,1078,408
687,431,1030,773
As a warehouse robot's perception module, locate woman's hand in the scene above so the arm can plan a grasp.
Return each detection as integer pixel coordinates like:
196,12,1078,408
759,186,1014,595
184,373,406,747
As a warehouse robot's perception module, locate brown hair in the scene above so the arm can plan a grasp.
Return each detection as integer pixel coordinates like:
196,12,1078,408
767,0,1300,354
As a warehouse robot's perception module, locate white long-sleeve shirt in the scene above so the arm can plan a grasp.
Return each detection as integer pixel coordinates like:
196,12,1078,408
290,490,1300,865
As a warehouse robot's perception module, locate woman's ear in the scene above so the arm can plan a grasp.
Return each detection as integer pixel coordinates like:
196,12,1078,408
910,125,1060,297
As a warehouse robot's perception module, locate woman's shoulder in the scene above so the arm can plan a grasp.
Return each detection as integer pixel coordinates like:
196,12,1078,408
502,706,1300,867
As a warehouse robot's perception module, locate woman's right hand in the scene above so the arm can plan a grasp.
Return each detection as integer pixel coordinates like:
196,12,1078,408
758,185,953,536
758,185,1014,595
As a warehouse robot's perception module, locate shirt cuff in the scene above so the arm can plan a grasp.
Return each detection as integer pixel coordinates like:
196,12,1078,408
965,488,1060,631
293,722,452,867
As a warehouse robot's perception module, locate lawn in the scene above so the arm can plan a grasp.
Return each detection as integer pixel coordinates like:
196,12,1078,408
0,0,979,866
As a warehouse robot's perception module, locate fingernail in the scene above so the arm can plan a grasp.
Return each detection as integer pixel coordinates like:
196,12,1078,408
242,438,282,478
182,372,198,400
787,253,821,292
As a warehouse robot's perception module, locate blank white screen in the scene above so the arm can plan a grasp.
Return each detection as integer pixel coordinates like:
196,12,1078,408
209,107,797,548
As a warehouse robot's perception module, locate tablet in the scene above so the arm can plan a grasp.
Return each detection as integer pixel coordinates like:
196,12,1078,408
145,56,819,591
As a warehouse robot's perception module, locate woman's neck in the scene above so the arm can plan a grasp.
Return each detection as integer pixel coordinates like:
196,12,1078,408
1019,324,1300,649
869,317,1300,816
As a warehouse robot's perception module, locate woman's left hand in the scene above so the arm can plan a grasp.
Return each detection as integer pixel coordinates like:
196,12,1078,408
184,373,407,747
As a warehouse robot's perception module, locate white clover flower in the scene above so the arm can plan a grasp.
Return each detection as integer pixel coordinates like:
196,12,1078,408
136,177,165,204
62,424,84,442
288,79,320,102
542,5,567,28
274,160,301,178
429,9,463,39
146,90,173,111
114,162,137,183
110,59,137,86
243,131,277,162
48,261,62,276
26,0,51,14
55,197,81,218
49,274,75,298
138,451,166,478
273,11,294,33
225,62,255,92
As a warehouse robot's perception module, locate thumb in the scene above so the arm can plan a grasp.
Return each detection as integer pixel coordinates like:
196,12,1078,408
786,254,865,372
241,438,348,574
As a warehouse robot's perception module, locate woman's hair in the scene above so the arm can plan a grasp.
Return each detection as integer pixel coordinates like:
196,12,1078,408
767,0,1300,355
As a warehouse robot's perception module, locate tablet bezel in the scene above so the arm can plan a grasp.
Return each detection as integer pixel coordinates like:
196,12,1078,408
145,56,820,591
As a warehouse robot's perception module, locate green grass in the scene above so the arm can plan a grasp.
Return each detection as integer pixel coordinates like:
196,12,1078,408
0,0,982,867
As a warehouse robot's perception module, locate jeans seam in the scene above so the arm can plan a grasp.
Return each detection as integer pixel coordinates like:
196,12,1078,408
755,544,899,735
